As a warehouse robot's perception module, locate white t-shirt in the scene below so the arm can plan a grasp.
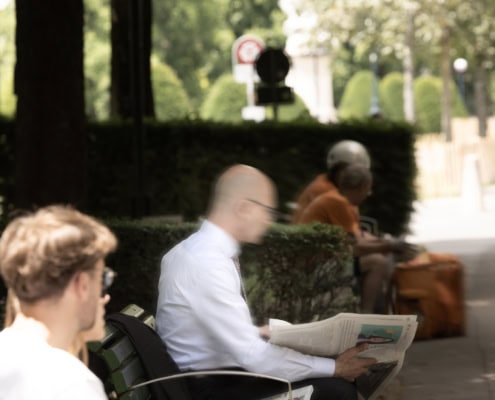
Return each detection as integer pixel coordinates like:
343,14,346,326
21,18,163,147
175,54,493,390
0,319,107,400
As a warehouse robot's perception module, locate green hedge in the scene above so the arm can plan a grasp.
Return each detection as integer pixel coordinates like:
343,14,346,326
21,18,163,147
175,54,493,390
0,118,416,235
0,221,355,324
105,220,355,323
89,119,416,235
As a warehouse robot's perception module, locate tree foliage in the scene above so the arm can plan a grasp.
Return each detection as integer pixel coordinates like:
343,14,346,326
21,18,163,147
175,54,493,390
226,0,281,37
152,0,285,112
84,0,111,120
151,57,191,121
0,72,15,117
282,0,495,136
0,0,16,117
152,0,232,109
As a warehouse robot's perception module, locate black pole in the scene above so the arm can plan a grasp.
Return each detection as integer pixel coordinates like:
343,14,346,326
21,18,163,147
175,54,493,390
129,0,147,218
457,72,465,106
269,50,279,121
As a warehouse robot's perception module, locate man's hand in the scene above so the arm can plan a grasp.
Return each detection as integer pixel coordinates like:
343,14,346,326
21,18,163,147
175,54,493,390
258,325,271,340
391,240,419,262
334,344,377,381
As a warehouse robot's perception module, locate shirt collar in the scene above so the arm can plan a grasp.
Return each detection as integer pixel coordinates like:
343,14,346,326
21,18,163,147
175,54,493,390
200,220,240,259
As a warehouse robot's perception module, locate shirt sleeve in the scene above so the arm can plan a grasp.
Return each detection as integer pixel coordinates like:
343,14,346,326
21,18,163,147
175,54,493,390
186,255,335,382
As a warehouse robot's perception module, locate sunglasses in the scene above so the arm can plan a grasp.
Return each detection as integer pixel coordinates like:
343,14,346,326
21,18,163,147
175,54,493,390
101,266,117,297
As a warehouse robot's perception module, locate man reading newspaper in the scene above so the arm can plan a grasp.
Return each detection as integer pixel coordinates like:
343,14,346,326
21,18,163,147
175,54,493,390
156,165,377,400
269,313,418,400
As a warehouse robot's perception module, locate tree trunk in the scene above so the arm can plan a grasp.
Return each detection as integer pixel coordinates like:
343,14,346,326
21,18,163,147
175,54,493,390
326,52,337,122
440,27,452,141
474,60,488,138
14,0,87,209
110,0,154,119
403,8,415,123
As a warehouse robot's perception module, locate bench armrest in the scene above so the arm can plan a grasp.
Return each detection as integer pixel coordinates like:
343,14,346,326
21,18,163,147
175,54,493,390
121,369,312,400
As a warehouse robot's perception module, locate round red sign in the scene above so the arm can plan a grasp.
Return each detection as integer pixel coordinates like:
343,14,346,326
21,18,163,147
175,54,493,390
236,38,264,65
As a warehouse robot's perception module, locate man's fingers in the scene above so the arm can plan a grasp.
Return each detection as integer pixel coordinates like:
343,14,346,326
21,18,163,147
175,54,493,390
341,343,368,358
359,356,378,368
335,355,378,381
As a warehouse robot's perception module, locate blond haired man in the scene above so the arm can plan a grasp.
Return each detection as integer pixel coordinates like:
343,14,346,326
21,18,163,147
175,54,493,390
0,205,117,399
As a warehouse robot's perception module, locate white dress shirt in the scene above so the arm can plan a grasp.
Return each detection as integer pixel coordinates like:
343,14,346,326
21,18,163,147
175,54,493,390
156,220,335,382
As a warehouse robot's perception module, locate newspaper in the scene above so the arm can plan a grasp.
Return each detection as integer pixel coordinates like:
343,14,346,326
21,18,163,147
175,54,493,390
261,385,314,400
269,313,418,400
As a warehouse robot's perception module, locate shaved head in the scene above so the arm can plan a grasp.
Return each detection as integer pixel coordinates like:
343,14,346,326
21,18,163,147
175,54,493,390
209,165,274,212
208,164,277,243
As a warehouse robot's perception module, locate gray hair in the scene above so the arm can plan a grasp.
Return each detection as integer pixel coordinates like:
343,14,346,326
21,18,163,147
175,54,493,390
337,164,372,191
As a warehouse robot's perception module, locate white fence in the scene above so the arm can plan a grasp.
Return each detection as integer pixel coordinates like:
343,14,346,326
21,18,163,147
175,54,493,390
415,117,495,198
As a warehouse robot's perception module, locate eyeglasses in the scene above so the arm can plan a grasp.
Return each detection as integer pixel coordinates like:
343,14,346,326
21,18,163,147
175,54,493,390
246,199,279,219
101,266,117,297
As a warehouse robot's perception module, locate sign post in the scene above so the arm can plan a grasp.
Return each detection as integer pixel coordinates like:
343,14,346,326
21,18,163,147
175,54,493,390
232,34,265,121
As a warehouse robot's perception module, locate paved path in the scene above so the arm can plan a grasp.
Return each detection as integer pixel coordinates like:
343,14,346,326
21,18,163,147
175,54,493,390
395,186,495,400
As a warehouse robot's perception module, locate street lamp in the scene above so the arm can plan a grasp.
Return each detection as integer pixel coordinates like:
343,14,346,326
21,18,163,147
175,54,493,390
453,57,468,106
369,52,380,117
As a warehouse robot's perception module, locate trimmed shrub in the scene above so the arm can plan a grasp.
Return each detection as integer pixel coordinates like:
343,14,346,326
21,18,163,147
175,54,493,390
201,74,313,123
105,220,355,323
200,74,246,122
338,70,375,119
414,75,469,134
151,57,191,121
265,93,315,122
414,75,440,133
379,72,405,121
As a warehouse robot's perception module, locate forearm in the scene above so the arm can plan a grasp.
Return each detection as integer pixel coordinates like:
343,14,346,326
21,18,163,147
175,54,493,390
238,340,336,381
353,237,393,256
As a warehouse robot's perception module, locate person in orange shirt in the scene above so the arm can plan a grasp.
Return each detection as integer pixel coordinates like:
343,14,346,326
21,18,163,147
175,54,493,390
291,140,371,223
299,164,414,313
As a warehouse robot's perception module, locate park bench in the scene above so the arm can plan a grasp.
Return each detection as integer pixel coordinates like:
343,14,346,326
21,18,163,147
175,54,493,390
88,304,310,400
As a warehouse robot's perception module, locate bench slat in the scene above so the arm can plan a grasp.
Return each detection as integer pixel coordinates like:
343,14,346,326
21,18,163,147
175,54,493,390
121,304,146,319
87,323,119,352
102,335,135,372
111,356,147,394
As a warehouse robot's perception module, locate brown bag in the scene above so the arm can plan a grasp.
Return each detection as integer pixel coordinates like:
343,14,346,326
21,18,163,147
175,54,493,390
390,252,465,340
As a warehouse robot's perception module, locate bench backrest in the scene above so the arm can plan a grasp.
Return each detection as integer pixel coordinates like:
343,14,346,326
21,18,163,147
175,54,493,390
88,304,308,400
88,304,190,400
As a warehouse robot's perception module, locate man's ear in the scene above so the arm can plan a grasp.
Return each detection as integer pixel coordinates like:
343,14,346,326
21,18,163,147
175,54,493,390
235,198,252,219
72,271,91,301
